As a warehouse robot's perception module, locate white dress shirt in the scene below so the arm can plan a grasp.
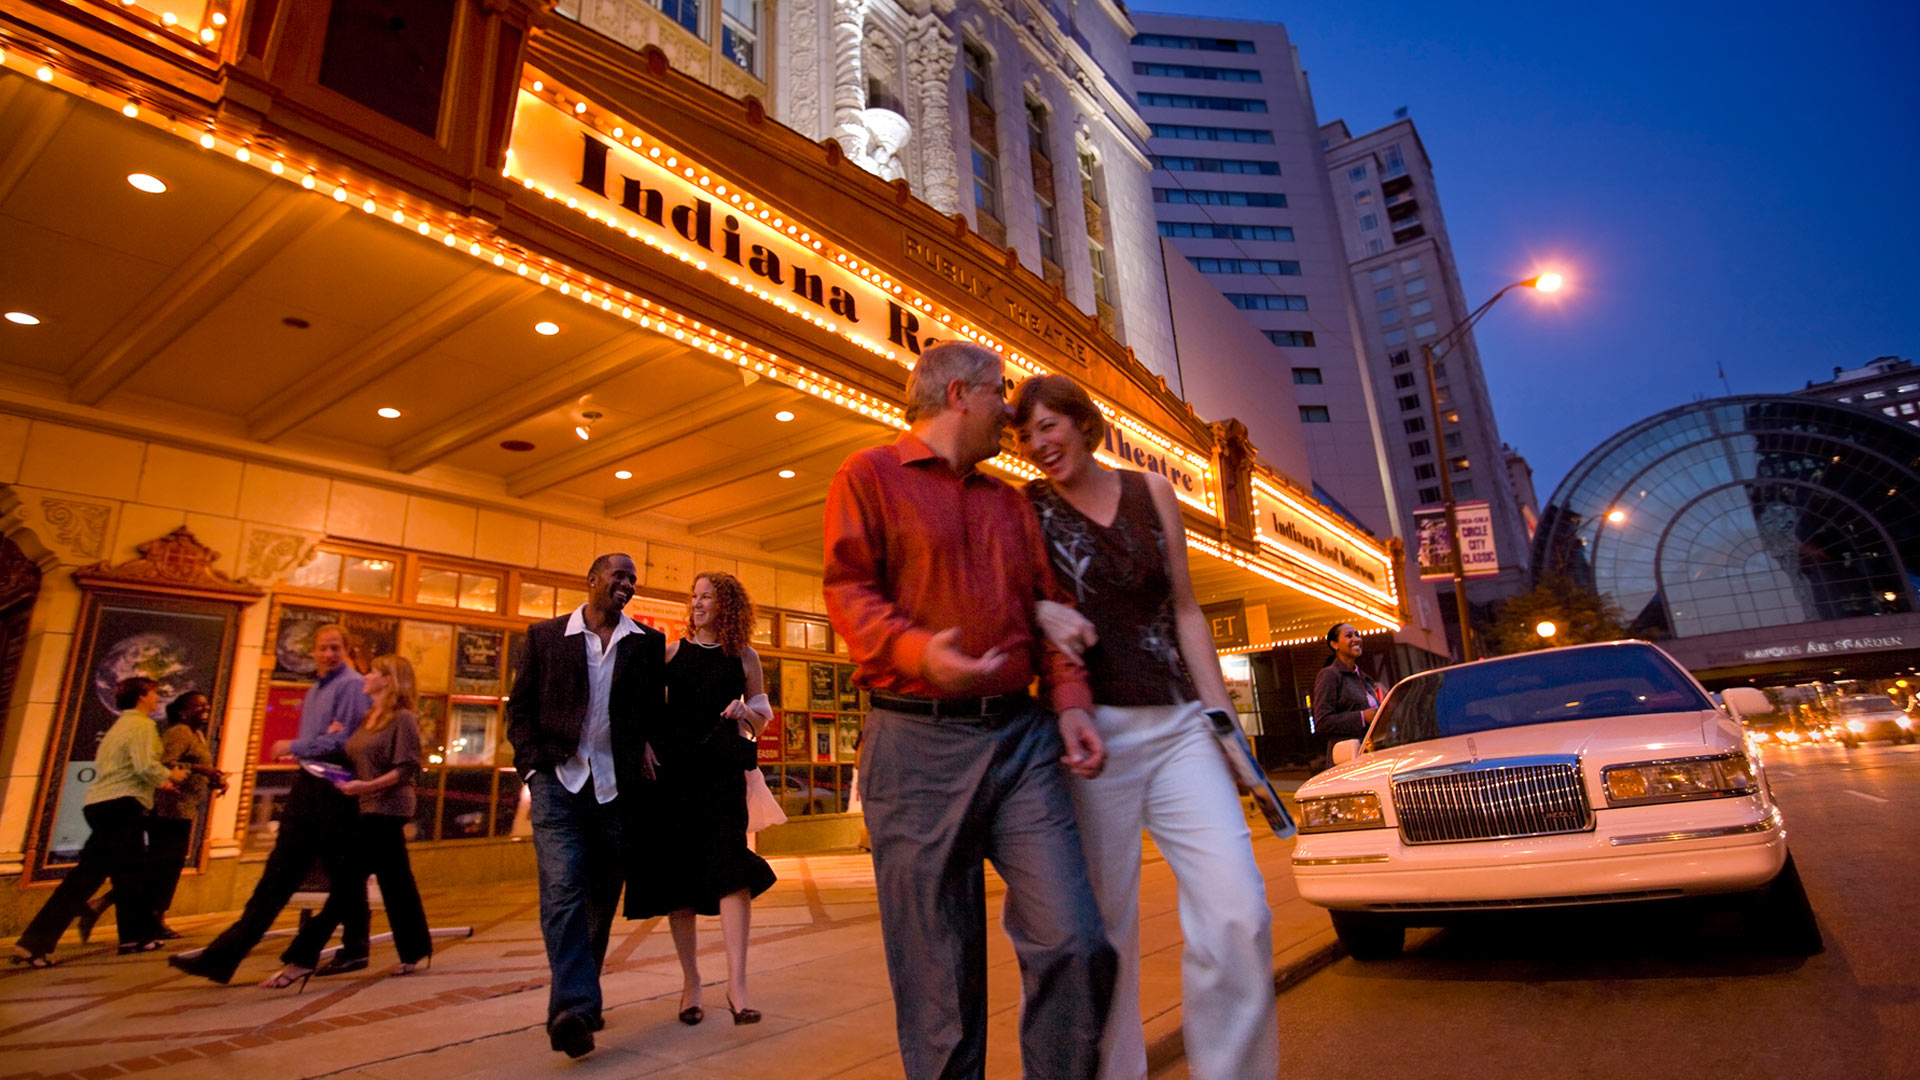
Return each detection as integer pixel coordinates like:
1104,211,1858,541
554,604,641,804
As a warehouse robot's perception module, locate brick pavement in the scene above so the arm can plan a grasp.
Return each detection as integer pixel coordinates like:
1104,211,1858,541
0,812,1335,1079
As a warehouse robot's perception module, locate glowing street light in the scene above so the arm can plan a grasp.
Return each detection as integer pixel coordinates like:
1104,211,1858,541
1606,509,1627,524
1536,621,1558,640
1532,272,1564,293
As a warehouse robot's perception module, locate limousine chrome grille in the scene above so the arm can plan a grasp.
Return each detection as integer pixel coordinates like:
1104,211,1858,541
1391,756,1592,845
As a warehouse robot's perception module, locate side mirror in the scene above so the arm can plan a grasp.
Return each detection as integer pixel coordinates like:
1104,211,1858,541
1331,739,1361,765
1721,687,1771,719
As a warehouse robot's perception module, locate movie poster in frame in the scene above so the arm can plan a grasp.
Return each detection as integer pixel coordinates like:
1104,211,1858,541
779,659,809,712
836,664,859,711
273,605,343,682
836,717,860,762
453,625,505,694
36,591,244,876
808,662,836,710
758,712,783,763
400,619,454,695
341,611,399,674
812,715,836,763
781,710,808,761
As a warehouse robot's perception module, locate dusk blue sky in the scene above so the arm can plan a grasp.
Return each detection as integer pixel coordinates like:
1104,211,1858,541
1140,1,1920,502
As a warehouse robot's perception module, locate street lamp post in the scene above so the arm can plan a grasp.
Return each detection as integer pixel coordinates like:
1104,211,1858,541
1421,272,1562,662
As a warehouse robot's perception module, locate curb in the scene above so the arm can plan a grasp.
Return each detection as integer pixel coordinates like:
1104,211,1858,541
1142,930,1345,1073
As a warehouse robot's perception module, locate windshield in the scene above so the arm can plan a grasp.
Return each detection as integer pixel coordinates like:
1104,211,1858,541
1367,644,1714,751
1837,696,1902,717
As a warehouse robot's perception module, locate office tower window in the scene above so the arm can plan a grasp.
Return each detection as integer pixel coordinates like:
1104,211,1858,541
1266,330,1316,347
1445,410,1461,424
720,0,759,73
1382,143,1407,177
1383,328,1407,345
1413,464,1437,481
1379,307,1401,325
1409,439,1431,457
1036,196,1058,262
1445,432,1464,450
1354,189,1374,207
1432,362,1446,379
1360,213,1379,231
1373,286,1395,304
1132,62,1261,82
658,0,702,36
963,41,992,103
1190,257,1301,275
1404,417,1426,434
1366,238,1385,253
1453,480,1477,499
1131,33,1255,53
1369,266,1393,284
1292,367,1323,385
1398,394,1422,412
1154,189,1287,207
1027,98,1049,155
1413,320,1438,339
1389,350,1411,367
1089,241,1111,302
1393,373,1416,390
1408,298,1432,317
1418,487,1441,503
1080,148,1112,306
1404,276,1427,295
1148,123,1274,143
1348,165,1368,182
1158,222,1294,241
972,145,1000,219
1400,257,1421,274
1225,293,1309,311
1138,92,1268,112
1299,406,1331,423
1151,155,1279,174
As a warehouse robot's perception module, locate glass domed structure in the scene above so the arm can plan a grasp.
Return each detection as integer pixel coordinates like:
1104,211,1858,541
1534,397,1920,664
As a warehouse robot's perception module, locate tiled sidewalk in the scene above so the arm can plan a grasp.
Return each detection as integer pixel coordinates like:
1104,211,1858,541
0,822,1335,1079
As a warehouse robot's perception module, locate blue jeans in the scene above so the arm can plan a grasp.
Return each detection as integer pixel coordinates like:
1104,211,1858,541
860,701,1117,1080
528,770,624,1028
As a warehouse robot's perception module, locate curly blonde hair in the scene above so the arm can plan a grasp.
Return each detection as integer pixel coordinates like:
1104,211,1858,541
689,571,756,657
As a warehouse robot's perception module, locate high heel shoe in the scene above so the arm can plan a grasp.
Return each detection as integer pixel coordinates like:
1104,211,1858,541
10,949,56,970
677,987,704,1025
724,996,761,1025
392,955,432,977
116,939,164,955
260,965,314,993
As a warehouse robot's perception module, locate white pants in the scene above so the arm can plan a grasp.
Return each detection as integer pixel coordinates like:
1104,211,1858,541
1072,701,1279,1080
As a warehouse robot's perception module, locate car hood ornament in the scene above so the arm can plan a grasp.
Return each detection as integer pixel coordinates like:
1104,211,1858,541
1466,737,1479,763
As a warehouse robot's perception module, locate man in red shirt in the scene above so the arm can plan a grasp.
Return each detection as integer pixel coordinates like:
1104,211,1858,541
825,340,1117,1080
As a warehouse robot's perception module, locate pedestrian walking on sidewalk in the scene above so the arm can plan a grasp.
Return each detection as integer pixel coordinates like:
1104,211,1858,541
1015,374,1279,1080
629,570,777,1027
13,677,188,968
506,553,665,1058
823,340,1117,1080
269,654,434,981
171,624,372,987
79,690,226,945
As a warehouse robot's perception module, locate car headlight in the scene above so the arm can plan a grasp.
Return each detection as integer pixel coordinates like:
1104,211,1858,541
1603,754,1757,807
1297,792,1386,833
1847,720,1867,733
1749,731,1769,743
1898,717,1913,729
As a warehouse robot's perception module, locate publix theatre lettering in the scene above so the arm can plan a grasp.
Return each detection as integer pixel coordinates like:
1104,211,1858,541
571,132,939,356
1105,425,1198,494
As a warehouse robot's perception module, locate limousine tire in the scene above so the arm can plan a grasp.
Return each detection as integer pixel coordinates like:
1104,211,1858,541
1330,909,1405,960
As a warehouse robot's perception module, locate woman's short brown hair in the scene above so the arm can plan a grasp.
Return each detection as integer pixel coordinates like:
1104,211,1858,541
1010,374,1106,453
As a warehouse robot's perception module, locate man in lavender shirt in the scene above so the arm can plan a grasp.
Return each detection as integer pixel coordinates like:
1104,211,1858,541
172,624,372,984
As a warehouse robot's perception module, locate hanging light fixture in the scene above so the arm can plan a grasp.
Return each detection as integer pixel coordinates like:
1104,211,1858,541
575,410,603,441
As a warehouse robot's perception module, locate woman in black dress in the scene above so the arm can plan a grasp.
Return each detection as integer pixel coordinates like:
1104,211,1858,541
634,571,776,1025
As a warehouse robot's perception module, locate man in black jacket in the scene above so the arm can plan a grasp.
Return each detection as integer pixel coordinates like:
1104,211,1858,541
507,552,664,1058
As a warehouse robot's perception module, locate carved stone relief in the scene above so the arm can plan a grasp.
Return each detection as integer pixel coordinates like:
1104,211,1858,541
784,0,823,136
829,0,873,160
236,524,323,586
906,14,960,212
0,487,118,568
72,527,265,599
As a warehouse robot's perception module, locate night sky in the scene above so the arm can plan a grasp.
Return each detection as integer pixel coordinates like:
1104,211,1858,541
1138,1,1920,502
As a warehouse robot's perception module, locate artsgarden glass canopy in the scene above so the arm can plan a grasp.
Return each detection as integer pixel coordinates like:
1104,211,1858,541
1534,397,1920,640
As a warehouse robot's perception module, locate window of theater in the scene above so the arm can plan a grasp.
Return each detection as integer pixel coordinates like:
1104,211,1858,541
247,545,867,853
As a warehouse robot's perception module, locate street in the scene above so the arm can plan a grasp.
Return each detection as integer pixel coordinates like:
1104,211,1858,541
1257,741,1920,1080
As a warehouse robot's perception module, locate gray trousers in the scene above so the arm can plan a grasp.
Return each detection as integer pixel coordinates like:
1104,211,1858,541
860,701,1117,1080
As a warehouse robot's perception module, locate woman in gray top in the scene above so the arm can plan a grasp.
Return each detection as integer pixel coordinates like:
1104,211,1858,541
262,654,431,988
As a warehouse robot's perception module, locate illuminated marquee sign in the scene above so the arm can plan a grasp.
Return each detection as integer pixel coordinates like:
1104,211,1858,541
1250,478,1397,610
508,86,1218,508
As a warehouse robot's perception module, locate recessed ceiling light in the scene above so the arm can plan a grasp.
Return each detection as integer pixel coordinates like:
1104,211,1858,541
377,407,402,419
4,312,41,326
500,439,536,452
127,173,167,194
614,470,633,480
774,410,795,422
535,321,560,336
778,469,796,479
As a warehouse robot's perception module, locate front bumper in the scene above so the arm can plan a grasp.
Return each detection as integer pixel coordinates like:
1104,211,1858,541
1292,797,1787,911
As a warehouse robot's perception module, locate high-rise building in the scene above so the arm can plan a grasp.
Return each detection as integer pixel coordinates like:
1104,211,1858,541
1798,356,1920,427
1130,14,1449,667
1320,117,1535,645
